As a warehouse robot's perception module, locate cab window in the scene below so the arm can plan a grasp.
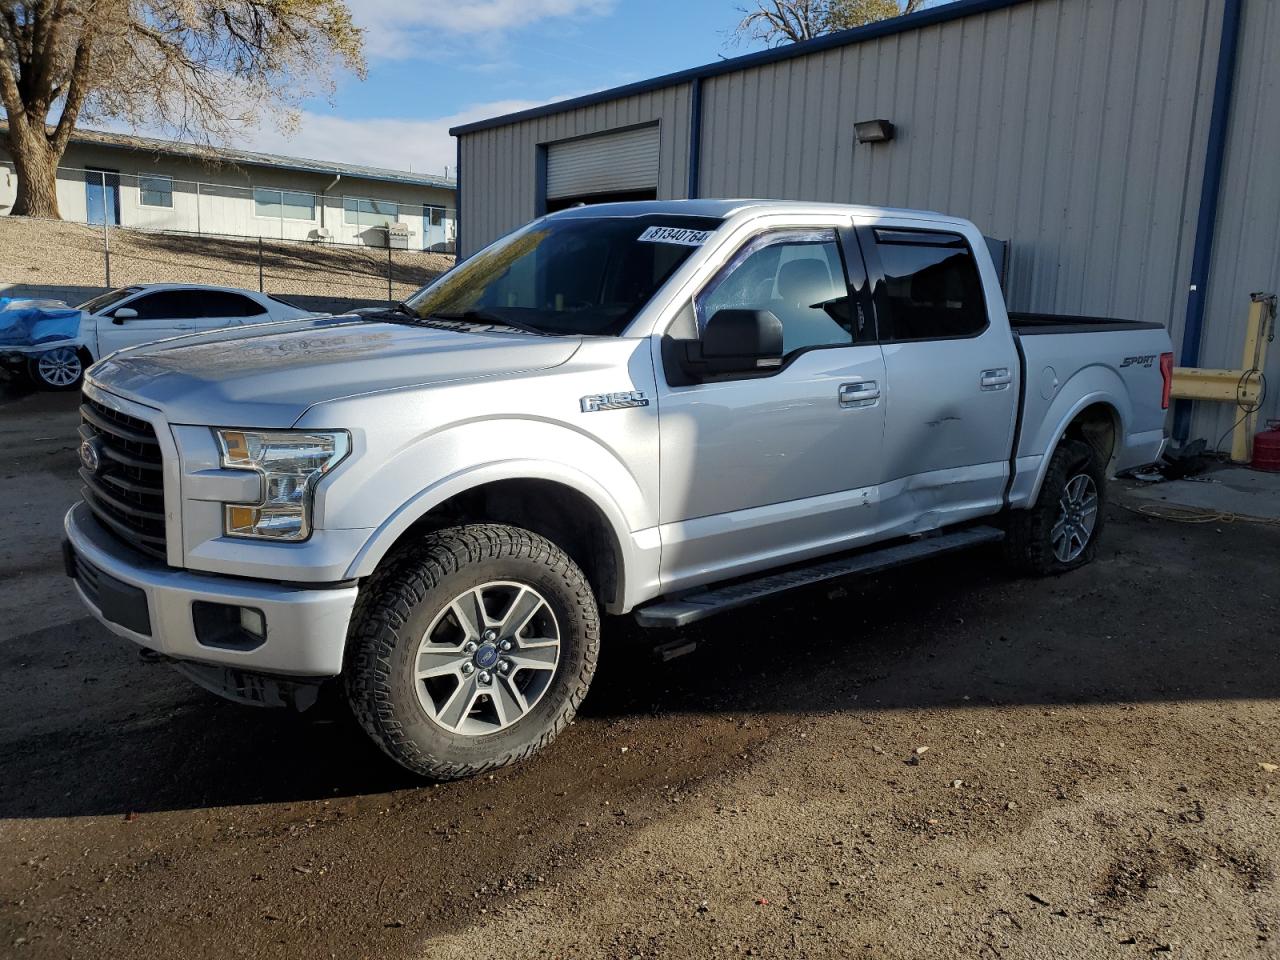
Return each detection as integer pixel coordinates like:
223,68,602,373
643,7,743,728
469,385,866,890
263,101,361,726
872,229,988,341
695,229,856,356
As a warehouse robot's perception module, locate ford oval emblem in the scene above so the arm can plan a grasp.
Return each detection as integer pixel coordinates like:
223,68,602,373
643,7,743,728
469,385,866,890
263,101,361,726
79,438,101,474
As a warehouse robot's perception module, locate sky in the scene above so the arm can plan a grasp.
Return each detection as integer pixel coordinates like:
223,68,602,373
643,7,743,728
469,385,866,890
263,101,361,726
236,1,768,177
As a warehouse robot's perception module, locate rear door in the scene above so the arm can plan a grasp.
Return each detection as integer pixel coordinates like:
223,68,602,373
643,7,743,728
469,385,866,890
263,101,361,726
857,220,1019,535
95,289,204,354
192,290,271,332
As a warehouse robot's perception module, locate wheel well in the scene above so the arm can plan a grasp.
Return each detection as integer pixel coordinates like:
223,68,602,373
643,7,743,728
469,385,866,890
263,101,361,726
382,479,622,608
1062,403,1118,470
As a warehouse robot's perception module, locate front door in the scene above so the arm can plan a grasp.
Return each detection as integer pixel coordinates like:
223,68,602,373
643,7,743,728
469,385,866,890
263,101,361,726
96,289,203,355
856,220,1020,536
85,168,120,225
656,225,887,593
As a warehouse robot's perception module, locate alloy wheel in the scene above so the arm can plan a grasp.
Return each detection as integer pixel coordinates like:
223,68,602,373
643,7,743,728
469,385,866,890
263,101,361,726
1051,473,1099,563
36,347,82,388
414,581,561,736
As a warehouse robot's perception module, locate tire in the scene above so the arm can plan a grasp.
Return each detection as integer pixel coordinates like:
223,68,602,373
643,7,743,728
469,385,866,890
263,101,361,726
1004,438,1106,576
28,346,85,390
344,524,600,780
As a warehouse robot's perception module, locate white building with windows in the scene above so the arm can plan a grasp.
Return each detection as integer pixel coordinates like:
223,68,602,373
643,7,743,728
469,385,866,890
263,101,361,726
0,125,457,251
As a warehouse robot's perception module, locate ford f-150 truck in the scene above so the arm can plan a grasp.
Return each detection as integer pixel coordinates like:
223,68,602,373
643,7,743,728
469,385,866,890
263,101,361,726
63,200,1173,779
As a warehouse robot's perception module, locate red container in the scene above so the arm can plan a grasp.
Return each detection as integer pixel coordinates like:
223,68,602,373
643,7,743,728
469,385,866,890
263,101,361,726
1254,423,1280,472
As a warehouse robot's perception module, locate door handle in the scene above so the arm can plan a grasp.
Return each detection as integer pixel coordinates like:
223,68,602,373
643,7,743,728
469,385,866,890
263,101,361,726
839,380,880,408
980,368,1012,391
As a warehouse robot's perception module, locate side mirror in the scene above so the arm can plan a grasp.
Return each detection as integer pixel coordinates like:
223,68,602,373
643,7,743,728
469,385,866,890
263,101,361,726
111,307,138,324
700,308,784,372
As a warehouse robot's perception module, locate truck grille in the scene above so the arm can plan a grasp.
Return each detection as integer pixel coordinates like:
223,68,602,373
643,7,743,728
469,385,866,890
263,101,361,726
79,397,168,560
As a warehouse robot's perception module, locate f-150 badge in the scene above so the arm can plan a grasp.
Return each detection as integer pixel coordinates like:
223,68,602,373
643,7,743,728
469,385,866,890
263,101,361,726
580,391,650,413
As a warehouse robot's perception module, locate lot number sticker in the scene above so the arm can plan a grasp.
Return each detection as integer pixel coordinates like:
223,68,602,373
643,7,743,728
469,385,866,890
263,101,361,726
638,225,714,246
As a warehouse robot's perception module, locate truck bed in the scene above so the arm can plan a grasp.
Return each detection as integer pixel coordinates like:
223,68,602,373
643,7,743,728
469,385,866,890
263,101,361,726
1009,312,1167,336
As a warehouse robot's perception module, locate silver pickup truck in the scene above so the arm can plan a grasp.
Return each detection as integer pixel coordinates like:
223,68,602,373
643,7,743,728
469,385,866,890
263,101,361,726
64,200,1172,779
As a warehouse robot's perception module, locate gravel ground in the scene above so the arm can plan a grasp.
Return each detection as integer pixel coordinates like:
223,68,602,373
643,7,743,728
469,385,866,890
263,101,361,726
0,216,454,303
0,382,1277,960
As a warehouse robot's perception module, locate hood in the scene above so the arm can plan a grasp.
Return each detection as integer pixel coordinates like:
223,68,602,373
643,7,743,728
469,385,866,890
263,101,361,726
87,315,581,427
0,299,83,348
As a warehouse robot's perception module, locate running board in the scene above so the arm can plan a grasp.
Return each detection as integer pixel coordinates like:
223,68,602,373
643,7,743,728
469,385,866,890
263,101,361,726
634,526,1005,629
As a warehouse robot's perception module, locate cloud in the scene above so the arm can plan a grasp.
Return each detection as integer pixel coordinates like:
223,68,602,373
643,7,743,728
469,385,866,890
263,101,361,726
228,97,558,178
353,0,616,59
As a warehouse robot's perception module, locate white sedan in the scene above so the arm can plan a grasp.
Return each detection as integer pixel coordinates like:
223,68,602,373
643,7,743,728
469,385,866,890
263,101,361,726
15,284,315,390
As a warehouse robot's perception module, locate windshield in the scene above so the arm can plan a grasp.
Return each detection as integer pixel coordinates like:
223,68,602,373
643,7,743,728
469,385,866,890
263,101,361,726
77,287,141,313
404,214,723,336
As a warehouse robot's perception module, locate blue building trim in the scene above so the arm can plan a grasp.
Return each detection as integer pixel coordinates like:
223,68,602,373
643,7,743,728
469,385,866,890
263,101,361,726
1174,0,1244,442
449,0,1032,137
454,137,464,260
687,77,703,200
535,143,549,217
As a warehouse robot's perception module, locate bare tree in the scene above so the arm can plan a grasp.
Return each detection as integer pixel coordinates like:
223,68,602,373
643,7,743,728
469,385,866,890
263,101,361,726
0,1,365,219
733,0,935,47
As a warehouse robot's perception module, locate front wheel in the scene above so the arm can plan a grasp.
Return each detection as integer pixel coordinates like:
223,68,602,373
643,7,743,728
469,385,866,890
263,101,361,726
344,524,600,780
1004,439,1106,576
29,346,85,390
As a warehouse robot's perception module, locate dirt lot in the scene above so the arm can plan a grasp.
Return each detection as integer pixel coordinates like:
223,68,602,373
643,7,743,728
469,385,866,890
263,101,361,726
0,382,1277,960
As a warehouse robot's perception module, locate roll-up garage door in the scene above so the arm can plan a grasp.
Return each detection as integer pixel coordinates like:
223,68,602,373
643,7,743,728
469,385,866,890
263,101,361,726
545,125,660,201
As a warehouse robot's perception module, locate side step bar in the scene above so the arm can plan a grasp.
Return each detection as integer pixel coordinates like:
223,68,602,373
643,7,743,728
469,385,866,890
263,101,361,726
634,525,1005,629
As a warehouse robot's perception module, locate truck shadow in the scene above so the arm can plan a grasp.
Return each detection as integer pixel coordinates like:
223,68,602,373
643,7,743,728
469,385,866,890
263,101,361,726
0,507,1276,820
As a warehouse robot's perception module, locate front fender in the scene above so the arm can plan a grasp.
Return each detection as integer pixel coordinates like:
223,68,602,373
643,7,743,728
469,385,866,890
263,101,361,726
337,418,662,612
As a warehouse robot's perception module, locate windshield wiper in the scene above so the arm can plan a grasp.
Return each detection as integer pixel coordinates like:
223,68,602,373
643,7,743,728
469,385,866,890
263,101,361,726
354,300,426,325
429,310,550,336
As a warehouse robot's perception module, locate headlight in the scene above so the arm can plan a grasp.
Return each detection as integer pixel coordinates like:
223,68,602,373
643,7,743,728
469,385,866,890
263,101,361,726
214,429,350,541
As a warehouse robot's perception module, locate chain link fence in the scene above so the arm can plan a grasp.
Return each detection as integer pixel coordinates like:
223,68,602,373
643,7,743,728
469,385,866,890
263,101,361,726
1,219,454,314
1,165,456,312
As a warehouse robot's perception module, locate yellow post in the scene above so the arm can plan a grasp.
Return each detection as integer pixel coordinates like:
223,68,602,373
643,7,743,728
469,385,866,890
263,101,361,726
1231,296,1270,463
1170,293,1275,463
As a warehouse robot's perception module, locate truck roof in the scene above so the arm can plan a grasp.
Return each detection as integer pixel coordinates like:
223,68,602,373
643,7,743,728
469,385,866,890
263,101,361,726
546,198,970,227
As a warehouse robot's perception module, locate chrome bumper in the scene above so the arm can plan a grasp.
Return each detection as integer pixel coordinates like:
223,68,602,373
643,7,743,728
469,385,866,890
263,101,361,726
64,502,358,677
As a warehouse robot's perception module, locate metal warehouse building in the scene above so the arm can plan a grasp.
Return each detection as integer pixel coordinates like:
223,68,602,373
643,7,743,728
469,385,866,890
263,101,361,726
451,0,1280,444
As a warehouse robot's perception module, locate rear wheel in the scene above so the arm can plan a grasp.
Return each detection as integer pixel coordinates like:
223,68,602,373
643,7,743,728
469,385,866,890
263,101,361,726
1004,439,1105,576
344,524,600,780
29,346,84,390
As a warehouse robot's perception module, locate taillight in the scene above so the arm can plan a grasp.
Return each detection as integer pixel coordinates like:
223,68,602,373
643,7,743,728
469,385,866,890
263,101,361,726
1159,352,1174,410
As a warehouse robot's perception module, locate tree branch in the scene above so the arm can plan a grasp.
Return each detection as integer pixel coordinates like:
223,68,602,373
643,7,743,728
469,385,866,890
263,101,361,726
0,17,25,120
51,35,93,153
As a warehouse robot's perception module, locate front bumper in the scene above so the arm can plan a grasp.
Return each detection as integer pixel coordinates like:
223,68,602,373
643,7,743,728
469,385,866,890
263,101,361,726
64,502,358,677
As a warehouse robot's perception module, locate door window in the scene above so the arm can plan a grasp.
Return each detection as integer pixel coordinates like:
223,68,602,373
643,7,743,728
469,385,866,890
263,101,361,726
872,229,987,341
695,230,856,355
120,291,205,320
196,291,267,317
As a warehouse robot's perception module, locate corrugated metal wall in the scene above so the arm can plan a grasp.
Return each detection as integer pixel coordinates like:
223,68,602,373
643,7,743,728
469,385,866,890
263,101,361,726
1195,0,1280,440
699,0,1221,339
458,84,691,255
459,0,1280,440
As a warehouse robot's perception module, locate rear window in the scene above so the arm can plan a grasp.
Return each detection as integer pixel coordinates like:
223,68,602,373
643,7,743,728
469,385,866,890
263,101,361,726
266,294,305,311
873,229,987,341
